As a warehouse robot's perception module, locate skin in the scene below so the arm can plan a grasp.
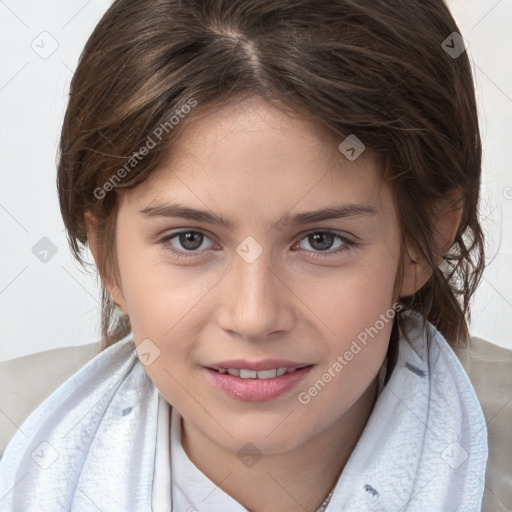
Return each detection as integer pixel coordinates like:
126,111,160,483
86,96,462,512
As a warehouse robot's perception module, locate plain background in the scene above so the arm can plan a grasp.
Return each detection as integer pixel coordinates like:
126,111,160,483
0,0,511,361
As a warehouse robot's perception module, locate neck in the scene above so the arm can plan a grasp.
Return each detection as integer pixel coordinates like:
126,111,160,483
180,376,379,512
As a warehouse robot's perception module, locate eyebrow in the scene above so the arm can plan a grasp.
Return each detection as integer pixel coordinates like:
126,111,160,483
139,201,377,229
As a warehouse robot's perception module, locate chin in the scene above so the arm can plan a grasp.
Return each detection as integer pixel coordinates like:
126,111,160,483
219,424,307,455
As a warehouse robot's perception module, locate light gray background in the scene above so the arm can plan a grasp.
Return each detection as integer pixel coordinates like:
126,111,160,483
0,0,511,361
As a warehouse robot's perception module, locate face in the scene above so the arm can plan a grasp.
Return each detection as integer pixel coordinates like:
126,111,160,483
101,96,403,456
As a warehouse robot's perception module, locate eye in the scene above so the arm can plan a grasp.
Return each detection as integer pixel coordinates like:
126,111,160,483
159,229,356,259
160,230,215,258
293,231,355,258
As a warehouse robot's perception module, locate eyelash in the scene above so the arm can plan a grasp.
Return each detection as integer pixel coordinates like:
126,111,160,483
159,229,356,260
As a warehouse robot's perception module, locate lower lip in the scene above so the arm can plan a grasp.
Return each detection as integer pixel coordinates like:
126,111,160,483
204,366,313,402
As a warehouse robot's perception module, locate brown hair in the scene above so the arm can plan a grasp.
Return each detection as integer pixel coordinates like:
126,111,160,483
57,0,485,380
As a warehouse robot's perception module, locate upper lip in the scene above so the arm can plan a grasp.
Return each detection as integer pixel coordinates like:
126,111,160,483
207,359,313,371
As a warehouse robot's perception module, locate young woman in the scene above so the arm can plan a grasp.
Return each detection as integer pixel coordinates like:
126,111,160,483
0,1,488,510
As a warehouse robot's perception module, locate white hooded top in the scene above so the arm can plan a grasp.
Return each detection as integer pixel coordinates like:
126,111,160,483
0,310,488,511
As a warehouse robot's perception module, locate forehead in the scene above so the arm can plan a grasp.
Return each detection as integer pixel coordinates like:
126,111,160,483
119,96,392,220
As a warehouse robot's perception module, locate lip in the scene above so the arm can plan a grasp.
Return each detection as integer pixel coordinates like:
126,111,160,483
204,364,314,402
207,358,311,371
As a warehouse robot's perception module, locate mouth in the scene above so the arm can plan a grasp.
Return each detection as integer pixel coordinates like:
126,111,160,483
207,365,311,379
204,363,315,402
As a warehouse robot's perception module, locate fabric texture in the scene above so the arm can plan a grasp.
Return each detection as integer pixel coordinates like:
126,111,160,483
0,310,488,511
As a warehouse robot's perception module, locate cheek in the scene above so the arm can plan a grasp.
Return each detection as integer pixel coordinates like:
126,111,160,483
297,242,399,338
115,232,204,337
299,258,397,413
117,248,205,399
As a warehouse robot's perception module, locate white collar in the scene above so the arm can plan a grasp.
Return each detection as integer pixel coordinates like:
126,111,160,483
152,395,248,511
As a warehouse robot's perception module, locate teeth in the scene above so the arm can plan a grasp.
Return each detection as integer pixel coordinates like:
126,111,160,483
216,366,306,379
240,369,258,379
256,369,278,379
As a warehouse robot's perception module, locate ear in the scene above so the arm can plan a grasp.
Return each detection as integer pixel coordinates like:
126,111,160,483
84,210,129,314
399,189,464,297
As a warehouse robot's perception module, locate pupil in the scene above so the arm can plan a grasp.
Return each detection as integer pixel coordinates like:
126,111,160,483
180,232,202,250
311,233,333,251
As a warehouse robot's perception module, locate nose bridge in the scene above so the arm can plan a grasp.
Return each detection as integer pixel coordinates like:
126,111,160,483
221,239,290,338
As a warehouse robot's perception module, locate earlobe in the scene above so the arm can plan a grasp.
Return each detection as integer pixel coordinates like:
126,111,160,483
399,189,464,298
84,210,129,315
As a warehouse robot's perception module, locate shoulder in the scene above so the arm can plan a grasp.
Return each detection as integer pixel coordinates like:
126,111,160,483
0,341,101,458
453,337,512,512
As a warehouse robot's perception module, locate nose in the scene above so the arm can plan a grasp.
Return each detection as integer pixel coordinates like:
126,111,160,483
216,246,294,341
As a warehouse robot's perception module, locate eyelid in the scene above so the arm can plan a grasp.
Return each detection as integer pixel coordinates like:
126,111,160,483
160,229,217,256
299,228,356,242
293,230,356,257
